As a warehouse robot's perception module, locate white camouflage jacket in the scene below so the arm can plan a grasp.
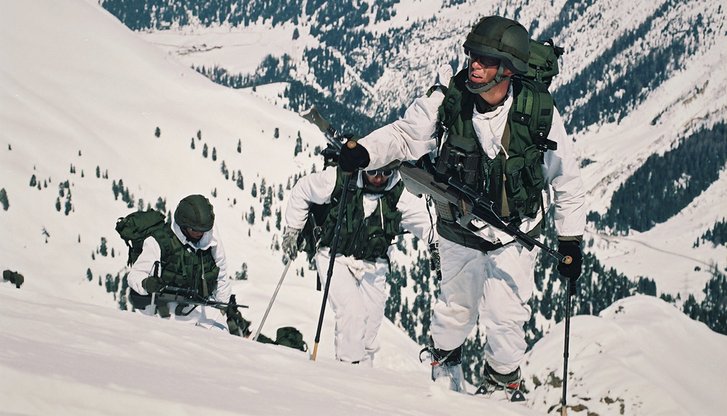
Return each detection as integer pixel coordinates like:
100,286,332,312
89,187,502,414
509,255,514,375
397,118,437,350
285,168,435,258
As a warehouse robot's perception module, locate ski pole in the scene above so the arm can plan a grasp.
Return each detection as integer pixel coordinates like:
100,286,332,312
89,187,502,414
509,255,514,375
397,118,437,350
253,260,293,342
310,165,355,361
560,278,574,416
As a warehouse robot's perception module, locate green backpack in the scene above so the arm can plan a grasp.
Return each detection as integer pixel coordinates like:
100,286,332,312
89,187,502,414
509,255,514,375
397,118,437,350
524,38,564,87
115,209,168,267
274,326,308,352
255,326,308,352
510,38,565,153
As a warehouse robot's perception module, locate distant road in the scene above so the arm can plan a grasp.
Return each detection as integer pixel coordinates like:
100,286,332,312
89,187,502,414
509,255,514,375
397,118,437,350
593,230,715,268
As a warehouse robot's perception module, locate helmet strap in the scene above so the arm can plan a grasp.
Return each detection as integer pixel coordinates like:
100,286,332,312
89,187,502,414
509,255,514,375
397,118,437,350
465,62,510,95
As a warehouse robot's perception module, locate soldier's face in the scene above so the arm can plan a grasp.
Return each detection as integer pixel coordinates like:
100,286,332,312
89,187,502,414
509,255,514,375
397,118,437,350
184,228,204,242
365,172,389,188
469,55,512,84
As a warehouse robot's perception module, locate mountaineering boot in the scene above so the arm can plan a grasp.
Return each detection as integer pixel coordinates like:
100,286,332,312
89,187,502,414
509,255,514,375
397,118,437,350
420,345,465,392
474,362,526,402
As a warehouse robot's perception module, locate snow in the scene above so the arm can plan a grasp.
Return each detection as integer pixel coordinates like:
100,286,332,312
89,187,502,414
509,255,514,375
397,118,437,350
3,281,726,415
524,295,727,415
1,1,727,415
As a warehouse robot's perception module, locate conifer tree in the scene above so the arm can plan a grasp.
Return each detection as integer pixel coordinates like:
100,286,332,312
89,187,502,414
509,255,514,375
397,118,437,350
221,160,229,179
0,188,8,211
262,192,272,218
99,237,108,256
64,198,72,215
236,172,244,190
247,207,255,225
294,132,303,156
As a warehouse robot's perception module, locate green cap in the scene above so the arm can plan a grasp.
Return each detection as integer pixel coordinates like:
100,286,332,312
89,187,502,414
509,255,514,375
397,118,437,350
174,194,215,232
463,16,530,75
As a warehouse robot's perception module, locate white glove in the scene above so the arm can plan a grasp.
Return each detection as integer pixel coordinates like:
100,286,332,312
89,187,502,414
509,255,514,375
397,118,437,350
435,64,453,87
282,227,302,260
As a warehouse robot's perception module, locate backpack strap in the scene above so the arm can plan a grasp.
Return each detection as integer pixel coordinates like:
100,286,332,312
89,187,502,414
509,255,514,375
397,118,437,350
511,77,557,152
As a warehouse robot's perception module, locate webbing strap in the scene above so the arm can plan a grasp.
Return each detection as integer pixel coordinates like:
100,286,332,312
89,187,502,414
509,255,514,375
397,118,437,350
500,123,511,218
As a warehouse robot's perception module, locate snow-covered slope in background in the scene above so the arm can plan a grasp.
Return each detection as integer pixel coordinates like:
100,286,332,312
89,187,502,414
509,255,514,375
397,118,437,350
0,0,323,300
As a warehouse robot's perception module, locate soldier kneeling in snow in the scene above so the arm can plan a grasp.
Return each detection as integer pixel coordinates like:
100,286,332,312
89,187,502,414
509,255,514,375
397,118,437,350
124,194,249,336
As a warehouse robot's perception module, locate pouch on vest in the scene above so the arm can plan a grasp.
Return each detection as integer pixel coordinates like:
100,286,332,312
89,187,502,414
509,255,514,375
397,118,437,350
505,155,528,215
435,134,480,187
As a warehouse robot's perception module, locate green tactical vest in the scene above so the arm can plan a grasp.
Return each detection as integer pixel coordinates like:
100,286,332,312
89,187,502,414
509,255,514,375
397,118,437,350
433,69,555,250
318,170,405,262
150,226,220,298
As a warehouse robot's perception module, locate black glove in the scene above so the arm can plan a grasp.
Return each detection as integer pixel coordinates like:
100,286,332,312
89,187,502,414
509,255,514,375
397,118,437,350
226,307,252,337
557,240,583,295
141,276,164,294
338,140,370,172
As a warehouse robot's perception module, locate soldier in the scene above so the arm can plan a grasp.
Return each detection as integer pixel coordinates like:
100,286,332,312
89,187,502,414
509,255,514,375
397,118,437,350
337,16,586,399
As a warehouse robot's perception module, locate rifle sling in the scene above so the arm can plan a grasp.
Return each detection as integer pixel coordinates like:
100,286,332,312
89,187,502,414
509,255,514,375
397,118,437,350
499,122,511,218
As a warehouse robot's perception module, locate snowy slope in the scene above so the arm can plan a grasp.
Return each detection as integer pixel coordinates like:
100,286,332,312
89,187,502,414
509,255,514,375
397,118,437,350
0,0,325,302
524,295,727,415
2,280,725,415
0,285,540,416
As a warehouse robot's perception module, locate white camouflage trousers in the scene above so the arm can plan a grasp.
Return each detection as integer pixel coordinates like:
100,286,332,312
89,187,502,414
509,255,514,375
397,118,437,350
315,249,389,364
431,237,539,375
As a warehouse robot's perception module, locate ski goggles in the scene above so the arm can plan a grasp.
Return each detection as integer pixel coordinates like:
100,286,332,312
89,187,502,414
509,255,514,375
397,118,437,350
465,50,501,67
365,169,395,178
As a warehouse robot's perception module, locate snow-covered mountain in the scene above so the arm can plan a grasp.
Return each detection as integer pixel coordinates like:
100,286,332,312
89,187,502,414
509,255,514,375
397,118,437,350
2,1,727,415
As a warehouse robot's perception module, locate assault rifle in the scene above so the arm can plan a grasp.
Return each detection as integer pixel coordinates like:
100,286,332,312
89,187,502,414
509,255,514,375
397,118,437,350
300,106,347,155
397,162,571,264
154,286,249,311
300,106,571,265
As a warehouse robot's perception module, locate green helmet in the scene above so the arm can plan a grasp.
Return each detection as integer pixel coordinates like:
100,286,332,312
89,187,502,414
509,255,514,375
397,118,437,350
174,194,215,232
463,16,530,75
